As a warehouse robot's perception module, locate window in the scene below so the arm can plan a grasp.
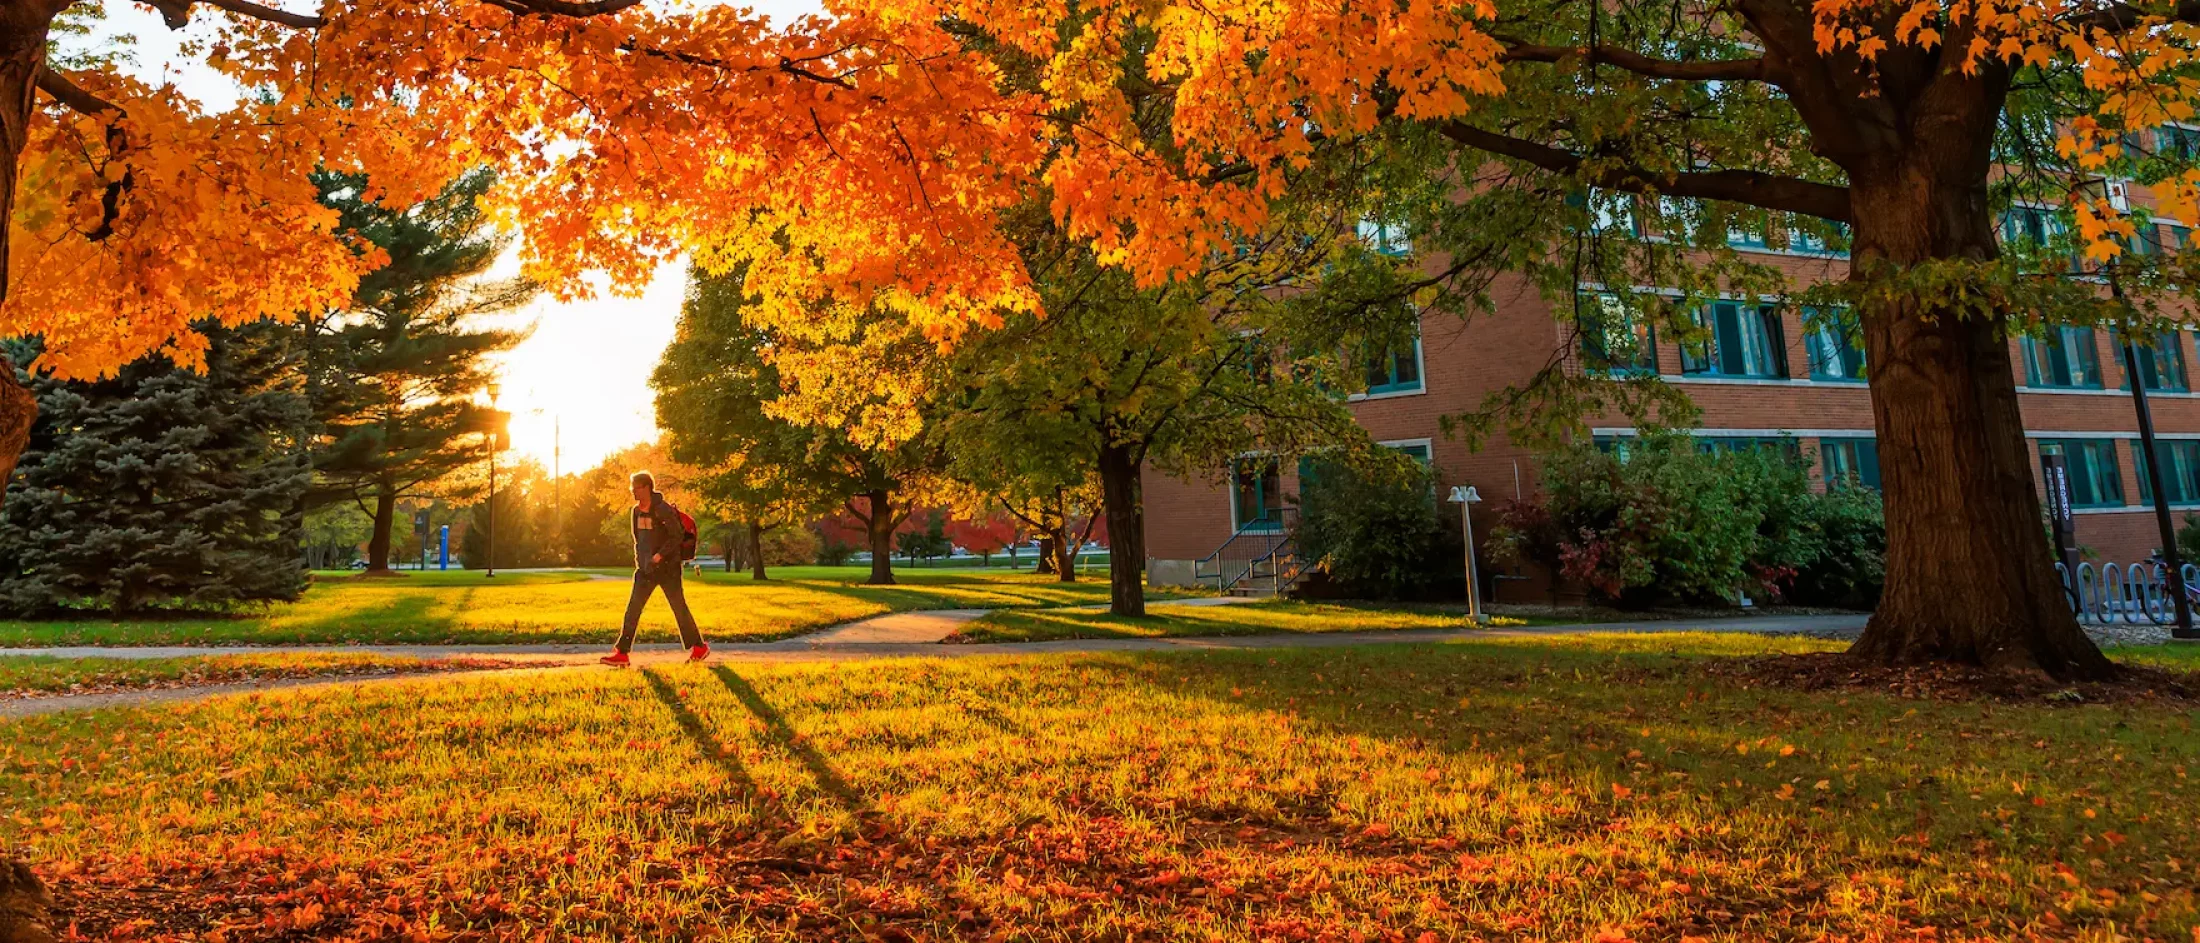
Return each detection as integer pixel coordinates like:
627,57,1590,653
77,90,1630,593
2161,125,2200,162
2001,206,2080,271
2119,332,2190,392
1789,222,1851,257
1387,442,1432,462
1577,292,1658,376
1570,189,1641,237
1804,307,1866,381
1357,217,1411,257
1231,458,1285,532
2172,225,2194,251
1593,435,1637,461
1680,302,1788,379
2021,327,2104,389
2038,439,2126,508
1819,437,1881,489
1726,219,1772,251
2137,440,2200,505
1696,436,1802,458
1363,328,1424,395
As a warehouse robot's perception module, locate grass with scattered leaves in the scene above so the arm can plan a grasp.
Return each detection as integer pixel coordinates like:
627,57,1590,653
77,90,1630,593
0,568,1190,647
951,600,1488,642
0,653,514,699
2,632,2193,940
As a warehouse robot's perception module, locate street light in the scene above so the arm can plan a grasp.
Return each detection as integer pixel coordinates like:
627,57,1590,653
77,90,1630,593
485,382,501,579
1446,484,1488,625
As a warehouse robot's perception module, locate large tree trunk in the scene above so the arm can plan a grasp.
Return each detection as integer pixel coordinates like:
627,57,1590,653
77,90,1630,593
1033,536,1056,574
0,24,51,504
863,489,896,585
364,484,397,571
1846,162,2115,680
0,361,30,497
1097,441,1146,616
748,518,768,581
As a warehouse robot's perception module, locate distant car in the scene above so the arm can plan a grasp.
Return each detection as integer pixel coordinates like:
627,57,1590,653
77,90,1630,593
348,560,368,569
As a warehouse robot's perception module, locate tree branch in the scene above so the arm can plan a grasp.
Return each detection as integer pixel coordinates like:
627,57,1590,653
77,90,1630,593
1436,121,1851,222
2067,0,2200,32
480,0,640,17
35,67,132,241
146,0,324,29
1497,36,1771,83
34,68,116,118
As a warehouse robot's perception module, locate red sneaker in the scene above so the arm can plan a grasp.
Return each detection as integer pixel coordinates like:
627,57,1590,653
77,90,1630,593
599,651,631,667
687,644,710,663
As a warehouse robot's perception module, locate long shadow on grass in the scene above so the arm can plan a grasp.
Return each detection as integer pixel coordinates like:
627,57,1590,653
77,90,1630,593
285,588,449,643
639,668,761,797
709,665,876,820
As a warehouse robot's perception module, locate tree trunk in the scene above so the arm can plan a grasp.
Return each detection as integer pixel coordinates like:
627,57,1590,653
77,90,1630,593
0,23,54,504
365,485,398,571
1098,441,1146,616
863,489,896,585
0,360,31,500
748,518,768,581
1846,168,2116,680
1034,536,1056,574
1051,525,1076,583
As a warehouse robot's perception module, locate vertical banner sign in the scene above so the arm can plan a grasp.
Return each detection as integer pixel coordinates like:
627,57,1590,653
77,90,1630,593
439,525,451,571
2040,452,2080,577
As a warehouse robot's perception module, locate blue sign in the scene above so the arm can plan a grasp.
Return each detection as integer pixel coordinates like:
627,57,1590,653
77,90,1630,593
439,525,450,570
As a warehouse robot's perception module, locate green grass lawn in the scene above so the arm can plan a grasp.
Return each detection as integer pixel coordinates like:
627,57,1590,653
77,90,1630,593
0,568,1188,647
0,652,510,698
3,634,2193,940
952,599,1489,642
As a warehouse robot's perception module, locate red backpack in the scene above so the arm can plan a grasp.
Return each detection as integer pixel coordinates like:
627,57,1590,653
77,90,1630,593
675,508,699,561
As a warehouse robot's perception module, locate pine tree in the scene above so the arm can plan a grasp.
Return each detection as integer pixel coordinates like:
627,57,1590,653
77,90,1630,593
0,324,309,616
306,168,533,571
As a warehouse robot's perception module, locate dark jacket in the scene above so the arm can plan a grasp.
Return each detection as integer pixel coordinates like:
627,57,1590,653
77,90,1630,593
631,492,684,575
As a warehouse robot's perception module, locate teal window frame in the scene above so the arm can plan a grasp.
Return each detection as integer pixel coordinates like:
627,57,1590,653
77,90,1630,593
1387,442,1432,462
1231,457,1285,533
1696,436,1803,459
1357,217,1412,257
2001,206,2081,272
1819,437,1881,490
1803,307,1866,382
1576,292,1659,377
2039,439,2126,508
2119,332,2191,393
2136,440,2200,506
1680,302,1788,379
1363,329,1424,395
2160,125,2200,162
1593,434,1637,462
2022,327,2105,389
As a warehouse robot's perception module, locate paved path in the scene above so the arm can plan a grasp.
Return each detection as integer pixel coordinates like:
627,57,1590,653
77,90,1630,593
0,611,1868,719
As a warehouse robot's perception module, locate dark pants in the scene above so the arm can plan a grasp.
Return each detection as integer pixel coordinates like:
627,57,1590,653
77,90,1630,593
616,567,702,653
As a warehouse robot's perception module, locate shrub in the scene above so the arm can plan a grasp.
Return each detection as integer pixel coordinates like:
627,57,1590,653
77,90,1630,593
1294,450,1460,601
1489,435,1883,608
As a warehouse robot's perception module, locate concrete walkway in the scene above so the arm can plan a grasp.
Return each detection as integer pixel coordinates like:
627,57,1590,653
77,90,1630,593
0,611,1869,719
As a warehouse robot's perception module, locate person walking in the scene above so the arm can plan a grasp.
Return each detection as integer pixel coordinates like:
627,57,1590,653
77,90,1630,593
601,471,708,665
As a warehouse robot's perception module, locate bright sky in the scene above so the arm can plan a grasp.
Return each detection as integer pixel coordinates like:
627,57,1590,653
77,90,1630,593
85,0,823,472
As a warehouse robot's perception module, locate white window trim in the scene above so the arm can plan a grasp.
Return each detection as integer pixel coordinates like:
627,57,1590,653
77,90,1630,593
1378,437,1435,455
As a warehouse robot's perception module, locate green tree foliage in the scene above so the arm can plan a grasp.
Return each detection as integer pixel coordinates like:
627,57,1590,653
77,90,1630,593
457,461,546,571
0,326,308,616
896,509,953,566
1489,437,1884,609
559,466,633,567
652,268,944,585
303,505,372,570
1294,450,1460,602
305,168,532,571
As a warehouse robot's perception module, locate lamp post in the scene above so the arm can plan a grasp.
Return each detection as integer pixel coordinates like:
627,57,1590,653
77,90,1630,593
2106,269,2198,641
1447,484,1488,625
485,382,500,579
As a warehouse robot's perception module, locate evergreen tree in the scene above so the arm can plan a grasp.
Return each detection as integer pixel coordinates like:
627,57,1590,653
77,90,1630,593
306,168,533,571
0,325,309,616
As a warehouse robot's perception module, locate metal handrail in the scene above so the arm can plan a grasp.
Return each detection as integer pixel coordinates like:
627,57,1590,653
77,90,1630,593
1195,509,1299,593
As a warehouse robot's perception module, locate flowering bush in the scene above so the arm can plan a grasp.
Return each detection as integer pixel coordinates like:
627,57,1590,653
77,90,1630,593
1489,435,1883,608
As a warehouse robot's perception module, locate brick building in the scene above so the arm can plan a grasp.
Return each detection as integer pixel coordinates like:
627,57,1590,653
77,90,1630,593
1142,190,2200,593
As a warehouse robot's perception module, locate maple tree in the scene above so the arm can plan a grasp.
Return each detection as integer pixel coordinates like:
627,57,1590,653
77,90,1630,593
2,0,2193,700
943,510,1015,566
